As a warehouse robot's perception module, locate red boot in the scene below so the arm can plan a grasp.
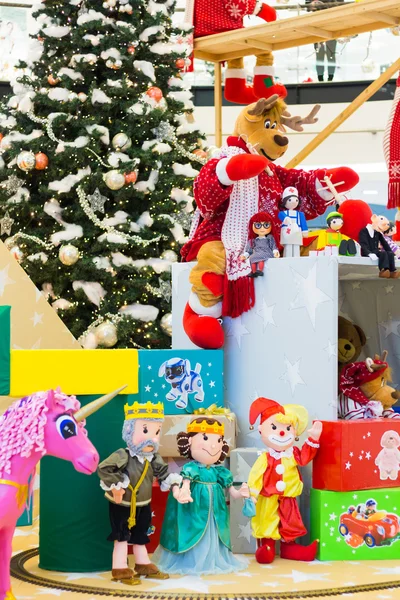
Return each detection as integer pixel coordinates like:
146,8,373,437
224,68,258,104
253,67,287,101
183,303,224,349
280,540,318,562
255,538,276,564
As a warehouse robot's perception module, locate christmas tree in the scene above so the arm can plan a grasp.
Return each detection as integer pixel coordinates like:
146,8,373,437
0,0,205,349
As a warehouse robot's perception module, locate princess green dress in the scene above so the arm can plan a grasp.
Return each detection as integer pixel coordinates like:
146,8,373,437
153,461,245,575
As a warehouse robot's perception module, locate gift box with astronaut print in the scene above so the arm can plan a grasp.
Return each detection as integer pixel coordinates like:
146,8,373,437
138,349,224,415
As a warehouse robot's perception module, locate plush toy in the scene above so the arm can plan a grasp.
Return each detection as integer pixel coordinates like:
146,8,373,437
246,398,322,564
359,214,400,279
338,316,366,375
338,352,400,420
310,211,357,256
181,95,360,349
375,431,400,481
240,211,279,277
97,401,182,585
185,0,283,102
153,417,249,575
382,221,400,258
278,186,308,257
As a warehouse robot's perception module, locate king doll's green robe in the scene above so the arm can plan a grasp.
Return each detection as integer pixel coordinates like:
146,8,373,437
160,461,233,553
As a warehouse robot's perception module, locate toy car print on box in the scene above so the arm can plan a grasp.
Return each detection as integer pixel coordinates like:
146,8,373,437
138,350,224,415
312,420,400,491
311,488,400,560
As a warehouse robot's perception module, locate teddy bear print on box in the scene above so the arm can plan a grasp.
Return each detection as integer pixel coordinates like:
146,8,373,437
137,350,224,415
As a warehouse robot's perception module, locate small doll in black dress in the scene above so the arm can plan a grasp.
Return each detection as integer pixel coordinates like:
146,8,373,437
240,211,280,277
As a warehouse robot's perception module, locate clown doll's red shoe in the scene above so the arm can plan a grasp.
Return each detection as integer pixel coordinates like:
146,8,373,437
280,540,318,561
183,302,224,349
255,538,276,564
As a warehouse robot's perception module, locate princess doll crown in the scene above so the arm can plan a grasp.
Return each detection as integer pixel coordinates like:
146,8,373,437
187,418,224,436
124,401,164,421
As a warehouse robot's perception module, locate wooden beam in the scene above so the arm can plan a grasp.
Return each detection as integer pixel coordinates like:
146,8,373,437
296,25,332,38
241,38,274,51
285,57,400,169
367,11,400,25
214,62,223,148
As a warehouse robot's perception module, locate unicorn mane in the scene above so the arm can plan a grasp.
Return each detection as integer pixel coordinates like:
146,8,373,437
0,389,83,478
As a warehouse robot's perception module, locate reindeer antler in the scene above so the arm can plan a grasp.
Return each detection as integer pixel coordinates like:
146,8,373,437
247,95,280,116
281,105,321,132
366,357,387,373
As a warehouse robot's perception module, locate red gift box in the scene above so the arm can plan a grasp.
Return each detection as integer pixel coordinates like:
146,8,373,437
313,420,400,491
128,482,168,555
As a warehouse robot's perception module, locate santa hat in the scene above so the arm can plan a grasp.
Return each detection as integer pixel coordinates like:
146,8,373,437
339,359,388,405
249,398,285,428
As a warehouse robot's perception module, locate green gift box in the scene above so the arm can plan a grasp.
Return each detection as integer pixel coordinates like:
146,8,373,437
311,488,400,561
0,305,10,395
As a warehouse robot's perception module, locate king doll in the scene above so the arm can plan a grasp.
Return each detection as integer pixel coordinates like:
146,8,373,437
97,401,182,584
247,397,322,564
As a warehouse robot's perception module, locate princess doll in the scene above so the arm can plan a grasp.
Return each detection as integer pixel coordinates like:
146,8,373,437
278,186,308,257
153,417,249,575
240,211,280,277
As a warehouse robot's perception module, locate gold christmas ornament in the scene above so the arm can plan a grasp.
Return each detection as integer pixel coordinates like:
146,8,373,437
112,133,132,152
160,312,172,336
161,250,178,262
95,321,118,347
78,92,88,102
17,151,36,172
104,170,126,190
59,244,80,266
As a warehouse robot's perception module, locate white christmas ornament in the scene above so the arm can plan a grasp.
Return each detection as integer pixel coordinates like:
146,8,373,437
59,244,80,265
95,321,118,347
361,59,375,74
17,151,36,172
104,170,125,190
160,313,172,336
10,246,24,262
52,298,73,311
82,331,98,349
112,133,132,151
78,93,87,102
162,250,178,262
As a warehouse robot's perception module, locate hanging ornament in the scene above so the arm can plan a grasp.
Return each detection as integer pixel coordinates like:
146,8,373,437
0,175,24,196
59,244,80,266
124,171,138,185
146,87,163,102
104,170,125,190
103,0,117,7
112,133,132,152
361,59,375,73
4,237,14,250
175,58,186,69
160,313,172,336
78,92,87,102
17,151,36,172
106,59,122,69
95,321,118,347
0,212,14,236
193,149,208,159
207,145,220,158
0,156,4,171
174,211,193,231
10,245,23,262
35,152,49,170
162,250,178,262
390,26,400,36
69,92,78,101
127,45,136,55
48,74,60,85
8,96,19,109
88,187,107,213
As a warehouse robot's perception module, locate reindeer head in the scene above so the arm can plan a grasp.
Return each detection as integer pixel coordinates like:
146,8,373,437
363,352,400,409
233,96,320,162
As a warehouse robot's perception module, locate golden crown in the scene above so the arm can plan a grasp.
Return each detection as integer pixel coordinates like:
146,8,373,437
124,401,164,421
187,418,224,436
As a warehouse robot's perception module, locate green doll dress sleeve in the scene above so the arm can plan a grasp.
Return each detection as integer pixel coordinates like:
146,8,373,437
216,466,234,488
181,461,200,481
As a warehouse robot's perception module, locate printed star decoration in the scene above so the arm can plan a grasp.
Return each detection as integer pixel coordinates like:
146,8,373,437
324,340,337,360
256,300,276,330
225,316,250,349
88,188,107,213
290,263,331,328
379,312,400,338
0,265,15,297
280,356,305,395
149,575,232,594
0,211,14,236
238,520,252,543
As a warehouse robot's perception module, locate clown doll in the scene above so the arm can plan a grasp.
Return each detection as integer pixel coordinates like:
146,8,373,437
97,401,182,585
278,187,308,258
153,417,249,575
246,398,322,563
240,211,280,277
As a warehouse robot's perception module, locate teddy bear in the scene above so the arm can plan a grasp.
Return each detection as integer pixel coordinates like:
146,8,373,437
338,316,366,376
338,352,400,420
375,430,400,481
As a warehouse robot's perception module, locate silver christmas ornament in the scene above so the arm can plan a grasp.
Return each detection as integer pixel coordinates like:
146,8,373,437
0,175,24,196
59,244,80,266
160,313,172,336
112,133,132,152
88,187,107,213
161,250,178,262
158,279,172,303
95,321,118,347
17,151,36,172
175,211,193,231
0,212,14,236
69,92,78,101
104,170,126,190
361,59,375,73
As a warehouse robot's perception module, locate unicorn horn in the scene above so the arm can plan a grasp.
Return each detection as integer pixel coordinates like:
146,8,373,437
74,385,128,422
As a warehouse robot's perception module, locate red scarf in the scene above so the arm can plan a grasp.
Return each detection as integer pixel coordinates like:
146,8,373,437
384,74,400,209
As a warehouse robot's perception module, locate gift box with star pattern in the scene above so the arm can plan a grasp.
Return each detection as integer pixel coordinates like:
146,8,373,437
312,420,400,492
230,447,265,483
230,494,257,553
138,349,224,415
311,487,400,560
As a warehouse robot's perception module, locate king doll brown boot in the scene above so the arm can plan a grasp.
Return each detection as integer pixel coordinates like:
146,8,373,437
111,568,141,585
135,563,169,579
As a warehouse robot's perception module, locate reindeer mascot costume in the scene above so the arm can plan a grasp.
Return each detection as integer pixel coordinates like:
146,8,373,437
181,96,359,349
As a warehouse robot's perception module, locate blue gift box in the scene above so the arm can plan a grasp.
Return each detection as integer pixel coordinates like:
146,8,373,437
138,350,224,415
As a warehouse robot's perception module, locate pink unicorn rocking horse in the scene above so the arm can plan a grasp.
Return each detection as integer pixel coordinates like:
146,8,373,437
0,386,125,600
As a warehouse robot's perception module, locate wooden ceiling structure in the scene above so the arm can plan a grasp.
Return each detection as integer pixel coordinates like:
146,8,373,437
192,0,400,151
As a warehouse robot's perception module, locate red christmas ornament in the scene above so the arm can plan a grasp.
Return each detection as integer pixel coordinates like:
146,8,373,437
0,133,3,144
146,87,163,102
193,149,207,159
127,45,136,55
175,58,186,69
124,171,138,185
48,74,59,85
38,35,44,42
35,152,49,170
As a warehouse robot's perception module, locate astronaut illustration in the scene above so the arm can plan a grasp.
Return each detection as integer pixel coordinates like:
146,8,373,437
158,357,205,410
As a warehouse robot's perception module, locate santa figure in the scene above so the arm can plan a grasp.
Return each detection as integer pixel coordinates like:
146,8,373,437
246,398,323,563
